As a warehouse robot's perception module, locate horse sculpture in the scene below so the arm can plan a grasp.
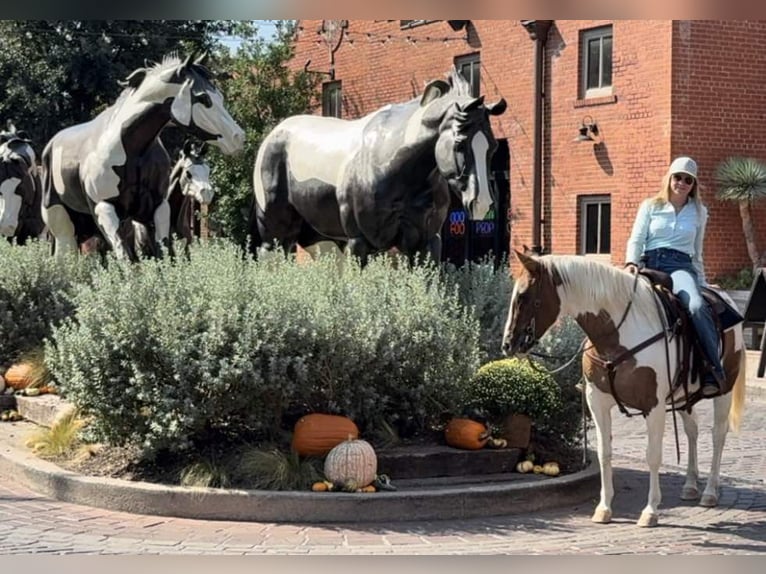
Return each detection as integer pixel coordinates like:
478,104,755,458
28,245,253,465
40,53,244,261
133,139,213,257
502,251,746,527
250,68,506,264
0,122,45,243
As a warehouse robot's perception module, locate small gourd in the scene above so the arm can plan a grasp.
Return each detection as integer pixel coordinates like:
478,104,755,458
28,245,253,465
324,438,377,488
444,418,490,450
291,413,359,457
542,462,560,476
516,460,534,474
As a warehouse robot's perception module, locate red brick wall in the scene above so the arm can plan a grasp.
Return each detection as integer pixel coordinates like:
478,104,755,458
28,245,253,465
290,20,766,280
672,20,766,279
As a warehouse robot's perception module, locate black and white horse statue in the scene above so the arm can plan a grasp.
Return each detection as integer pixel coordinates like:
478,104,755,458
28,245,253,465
0,122,45,243
250,68,506,264
133,139,213,256
40,53,244,261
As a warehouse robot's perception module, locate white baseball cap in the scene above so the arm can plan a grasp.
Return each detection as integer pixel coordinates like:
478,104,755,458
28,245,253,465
668,156,698,179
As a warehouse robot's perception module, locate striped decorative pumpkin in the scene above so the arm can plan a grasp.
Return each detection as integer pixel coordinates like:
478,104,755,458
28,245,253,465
444,418,490,450
323,438,377,488
3,363,34,390
291,413,360,457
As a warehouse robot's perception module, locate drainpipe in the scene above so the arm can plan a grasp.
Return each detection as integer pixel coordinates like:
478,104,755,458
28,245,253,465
521,20,553,255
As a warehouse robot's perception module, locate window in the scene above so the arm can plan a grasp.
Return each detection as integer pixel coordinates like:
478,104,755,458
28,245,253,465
322,81,342,118
455,53,480,98
580,195,611,255
400,20,437,29
581,26,613,98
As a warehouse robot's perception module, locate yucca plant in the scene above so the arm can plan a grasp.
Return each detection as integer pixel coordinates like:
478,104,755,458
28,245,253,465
715,156,766,270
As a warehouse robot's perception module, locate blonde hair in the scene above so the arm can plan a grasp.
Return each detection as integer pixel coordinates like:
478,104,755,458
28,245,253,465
650,170,704,210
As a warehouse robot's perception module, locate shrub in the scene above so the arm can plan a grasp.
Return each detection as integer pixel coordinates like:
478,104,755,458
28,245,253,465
462,358,562,423
0,240,95,370
534,316,588,450
45,241,481,458
444,256,513,363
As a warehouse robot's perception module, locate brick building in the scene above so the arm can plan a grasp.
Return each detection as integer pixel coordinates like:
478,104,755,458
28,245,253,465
290,19,766,280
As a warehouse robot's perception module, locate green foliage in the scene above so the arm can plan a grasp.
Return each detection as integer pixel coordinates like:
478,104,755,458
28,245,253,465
715,156,766,202
208,22,320,244
534,316,587,449
463,358,562,423
234,447,323,491
45,242,480,458
0,20,235,147
717,266,756,291
444,256,513,363
0,240,95,369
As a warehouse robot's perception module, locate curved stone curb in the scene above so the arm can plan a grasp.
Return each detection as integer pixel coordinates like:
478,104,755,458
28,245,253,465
0,440,600,523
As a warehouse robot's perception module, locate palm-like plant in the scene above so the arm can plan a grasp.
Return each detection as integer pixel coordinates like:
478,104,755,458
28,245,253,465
715,156,766,269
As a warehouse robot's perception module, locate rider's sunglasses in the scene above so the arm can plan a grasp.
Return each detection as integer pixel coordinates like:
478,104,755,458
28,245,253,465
672,173,695,185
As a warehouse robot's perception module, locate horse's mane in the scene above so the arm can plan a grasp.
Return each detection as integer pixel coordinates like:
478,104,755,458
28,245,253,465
447,67,473,97
538,255,659,324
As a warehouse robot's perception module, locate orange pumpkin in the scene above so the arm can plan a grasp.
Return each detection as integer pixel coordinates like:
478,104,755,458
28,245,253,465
291,413,359,457
3,363,34,390
444,418,490,450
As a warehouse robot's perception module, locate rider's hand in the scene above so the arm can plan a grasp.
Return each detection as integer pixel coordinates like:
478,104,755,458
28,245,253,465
624,263,639,275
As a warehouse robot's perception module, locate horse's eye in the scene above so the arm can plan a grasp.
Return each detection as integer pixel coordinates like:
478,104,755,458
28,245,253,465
193,92,212,107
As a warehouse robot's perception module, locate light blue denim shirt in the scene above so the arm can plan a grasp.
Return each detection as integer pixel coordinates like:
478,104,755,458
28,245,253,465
625,198,709,285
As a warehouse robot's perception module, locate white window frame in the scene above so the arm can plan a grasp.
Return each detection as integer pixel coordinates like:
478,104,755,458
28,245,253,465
580,195,611,259
581,26,613,99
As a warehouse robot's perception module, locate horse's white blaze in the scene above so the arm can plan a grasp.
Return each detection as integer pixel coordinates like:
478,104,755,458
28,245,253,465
184,161,213,204
190,89,244,155
0,177,22,236
469,131,492,220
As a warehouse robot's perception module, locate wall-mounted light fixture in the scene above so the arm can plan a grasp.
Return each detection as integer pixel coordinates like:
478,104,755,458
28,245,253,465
574,115,599,143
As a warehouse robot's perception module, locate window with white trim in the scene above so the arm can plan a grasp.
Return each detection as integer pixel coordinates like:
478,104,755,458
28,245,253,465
322,81,342,118
581,26,613,98
455,53,480,98
580,195,611,255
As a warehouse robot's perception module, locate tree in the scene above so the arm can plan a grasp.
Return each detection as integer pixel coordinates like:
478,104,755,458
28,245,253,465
715,156,766,270
207,21,319,245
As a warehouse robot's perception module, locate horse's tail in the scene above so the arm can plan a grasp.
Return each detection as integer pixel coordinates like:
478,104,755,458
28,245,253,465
729,347,747,433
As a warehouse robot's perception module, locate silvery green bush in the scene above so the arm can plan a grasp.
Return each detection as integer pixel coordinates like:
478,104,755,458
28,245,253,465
45,242,481,456
444,257,512,362
0,240,95,369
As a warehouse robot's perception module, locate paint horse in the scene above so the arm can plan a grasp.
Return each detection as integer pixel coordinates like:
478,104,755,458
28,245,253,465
0,122,45,243
41,53,244,261
133,139,213,257
502,251,746,527
250,68,506,264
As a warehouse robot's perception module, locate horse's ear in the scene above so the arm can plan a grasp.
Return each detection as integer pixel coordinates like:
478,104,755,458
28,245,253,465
194,52,209,67
488,98,507,116
515,249,540,273
459,96,485,114
182,139,194,156
119,68,147,89
420,80,450,107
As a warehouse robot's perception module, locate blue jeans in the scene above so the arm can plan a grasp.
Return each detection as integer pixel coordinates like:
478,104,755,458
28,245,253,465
643,248,724,379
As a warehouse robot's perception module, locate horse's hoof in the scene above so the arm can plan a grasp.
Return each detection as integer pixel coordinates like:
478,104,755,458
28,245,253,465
637,512,659,527
700,494,718,507
591,508,612,524
681,486,700,500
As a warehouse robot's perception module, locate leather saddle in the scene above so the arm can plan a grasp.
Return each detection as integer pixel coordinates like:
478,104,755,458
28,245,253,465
637,268,744,408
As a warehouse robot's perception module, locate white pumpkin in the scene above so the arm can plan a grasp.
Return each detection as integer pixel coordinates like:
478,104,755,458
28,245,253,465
324,438,377,488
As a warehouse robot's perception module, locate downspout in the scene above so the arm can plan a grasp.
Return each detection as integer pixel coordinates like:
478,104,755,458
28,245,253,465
521,20,553,255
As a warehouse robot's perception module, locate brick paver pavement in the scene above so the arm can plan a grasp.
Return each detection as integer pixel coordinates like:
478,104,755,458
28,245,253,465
0,395,764,554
